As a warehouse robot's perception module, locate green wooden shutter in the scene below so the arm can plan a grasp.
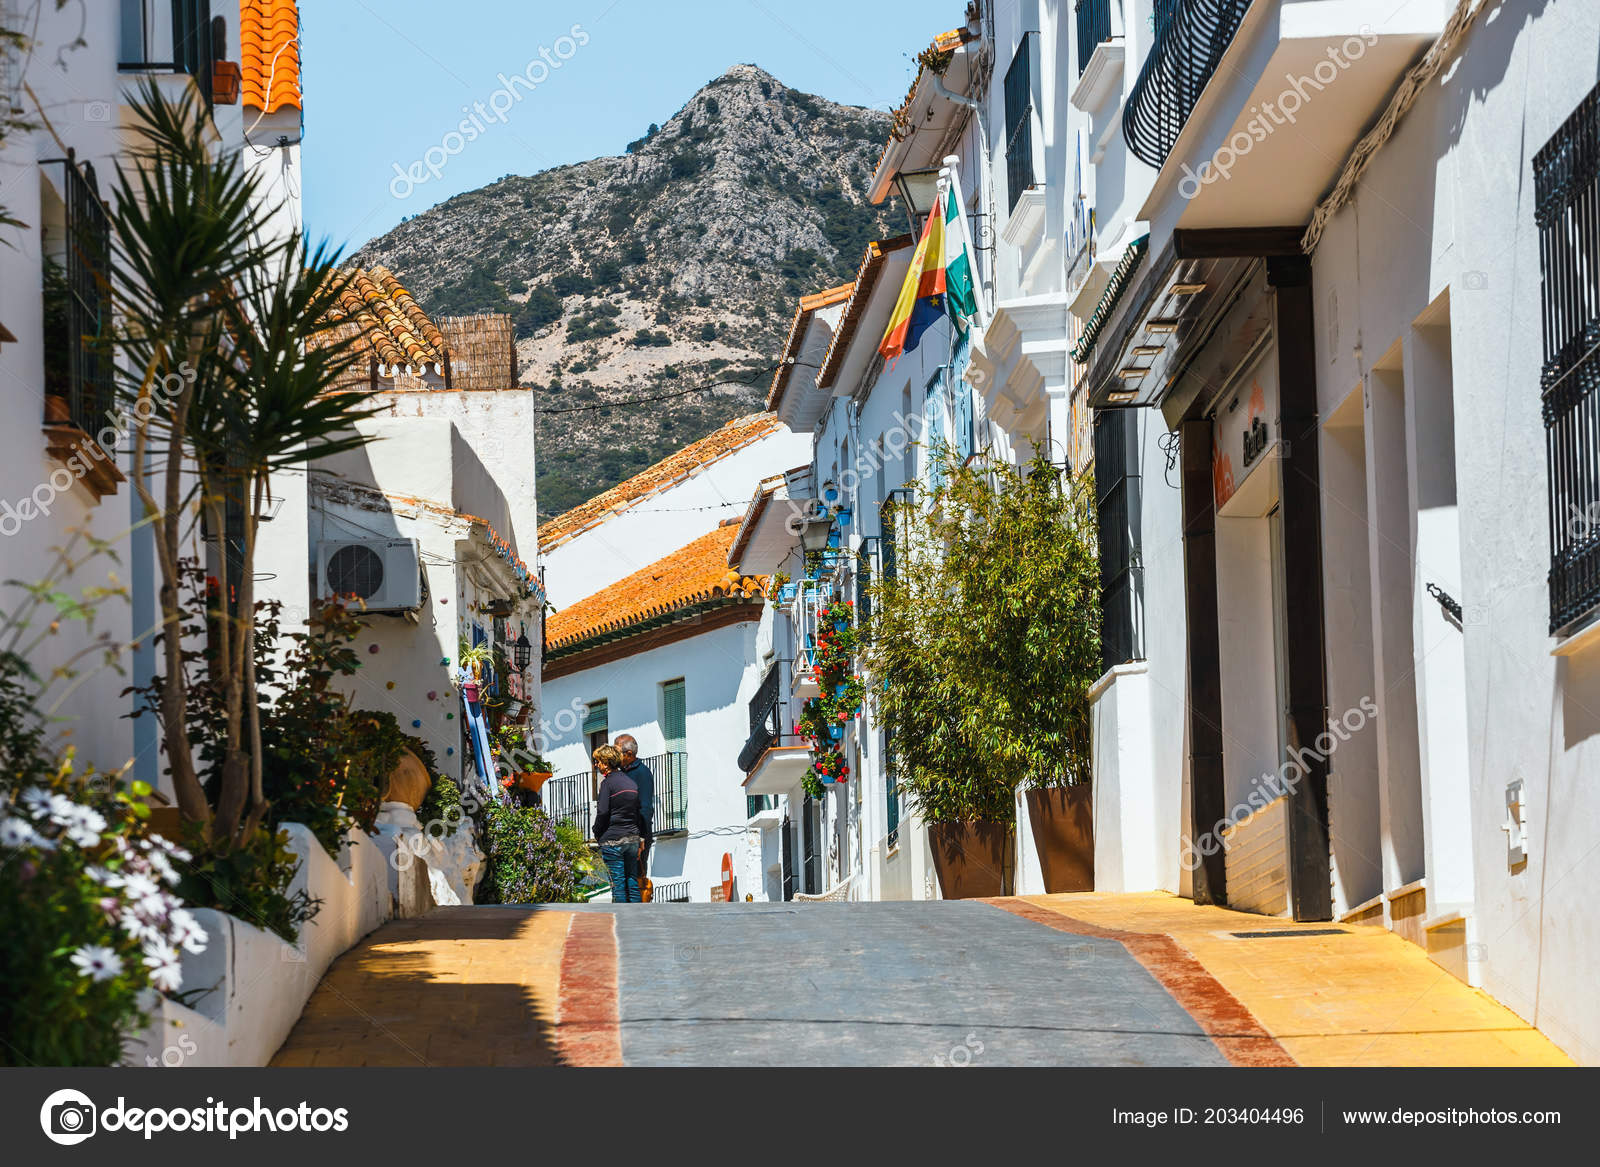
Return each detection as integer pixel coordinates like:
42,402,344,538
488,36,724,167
661,680,686,754
582,699,608,736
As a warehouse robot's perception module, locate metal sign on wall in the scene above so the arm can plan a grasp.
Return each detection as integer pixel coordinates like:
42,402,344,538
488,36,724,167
1211,345,1279,513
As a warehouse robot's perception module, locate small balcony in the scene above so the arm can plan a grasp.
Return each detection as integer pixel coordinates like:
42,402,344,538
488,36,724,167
1122,0,1253,171
739,658,813,795
789,580,830,698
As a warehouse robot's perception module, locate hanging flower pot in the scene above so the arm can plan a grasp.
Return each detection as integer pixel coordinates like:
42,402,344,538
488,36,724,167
828,723,843,742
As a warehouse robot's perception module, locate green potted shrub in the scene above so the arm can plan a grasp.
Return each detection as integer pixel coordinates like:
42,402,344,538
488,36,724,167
867,451,1100,896
495,724,554,795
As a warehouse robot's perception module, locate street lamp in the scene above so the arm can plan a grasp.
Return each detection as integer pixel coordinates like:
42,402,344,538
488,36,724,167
798,502,834,553
892,166,944,232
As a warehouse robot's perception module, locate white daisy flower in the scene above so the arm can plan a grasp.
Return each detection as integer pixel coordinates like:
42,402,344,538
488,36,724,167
70,945,125,982
142,941,183,993
0,817,40,849
20,787,55,818
169,908,209,955
42,793,78,828
121,872,161,901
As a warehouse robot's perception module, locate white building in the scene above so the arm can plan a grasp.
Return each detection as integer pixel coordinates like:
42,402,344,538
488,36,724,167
294,268,545,790
1071,0,1600,1062
0,1,308,792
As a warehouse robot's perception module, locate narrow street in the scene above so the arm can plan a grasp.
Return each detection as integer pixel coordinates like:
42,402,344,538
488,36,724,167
271,895,1572,1068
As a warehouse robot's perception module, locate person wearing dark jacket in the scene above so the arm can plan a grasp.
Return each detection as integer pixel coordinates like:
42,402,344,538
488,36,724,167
591,744,648,903
614,735,655,875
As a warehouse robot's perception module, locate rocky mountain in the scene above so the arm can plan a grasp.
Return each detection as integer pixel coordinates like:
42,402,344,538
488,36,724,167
352,64,900,521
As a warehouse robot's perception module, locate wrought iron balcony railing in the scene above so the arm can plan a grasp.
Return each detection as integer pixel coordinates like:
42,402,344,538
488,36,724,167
1076,0,1114,76
1122,0,1253,170
545,751,689,838
738,658,786,773
42,157,112,451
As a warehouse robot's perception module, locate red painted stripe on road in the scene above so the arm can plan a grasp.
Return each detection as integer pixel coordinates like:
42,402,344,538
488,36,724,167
982,898,1296,1068
557,912,622,1066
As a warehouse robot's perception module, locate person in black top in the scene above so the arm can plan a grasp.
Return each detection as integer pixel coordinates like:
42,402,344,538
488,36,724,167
614,735,655,876
591,744,648,902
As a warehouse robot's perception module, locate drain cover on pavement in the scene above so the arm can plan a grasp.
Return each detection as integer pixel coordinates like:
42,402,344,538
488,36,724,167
1230,928,1348,938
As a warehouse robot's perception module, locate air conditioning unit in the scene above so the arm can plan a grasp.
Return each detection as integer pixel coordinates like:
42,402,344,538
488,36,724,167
315,538,422,612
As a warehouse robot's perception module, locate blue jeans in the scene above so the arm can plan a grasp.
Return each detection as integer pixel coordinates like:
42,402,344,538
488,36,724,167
601,838,642,902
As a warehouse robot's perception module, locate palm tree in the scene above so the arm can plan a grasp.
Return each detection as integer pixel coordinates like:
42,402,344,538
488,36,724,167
109,80,380,850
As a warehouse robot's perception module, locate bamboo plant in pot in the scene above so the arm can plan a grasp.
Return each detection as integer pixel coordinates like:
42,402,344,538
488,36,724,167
866,450,1101,897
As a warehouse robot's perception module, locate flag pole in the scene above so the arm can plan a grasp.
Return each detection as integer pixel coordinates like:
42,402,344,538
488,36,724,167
942,154,990,331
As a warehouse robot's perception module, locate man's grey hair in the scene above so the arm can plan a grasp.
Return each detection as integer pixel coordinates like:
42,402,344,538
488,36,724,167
615,734,638,759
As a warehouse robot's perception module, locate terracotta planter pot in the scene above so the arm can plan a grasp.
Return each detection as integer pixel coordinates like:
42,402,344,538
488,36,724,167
928,821,1014,899
1026,786,1094,893
516,770,553,794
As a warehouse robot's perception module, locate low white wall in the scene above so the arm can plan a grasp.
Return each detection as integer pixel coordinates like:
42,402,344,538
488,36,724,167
125,823,392,1067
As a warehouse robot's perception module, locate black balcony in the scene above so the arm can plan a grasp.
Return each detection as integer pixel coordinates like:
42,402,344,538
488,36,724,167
42,157,112,452
1076,0,1113,76
738,659,786,773
1123,0,1253,170
1003,33,1038,210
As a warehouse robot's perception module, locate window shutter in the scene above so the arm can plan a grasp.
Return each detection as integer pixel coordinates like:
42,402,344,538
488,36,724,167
582,699,608,736
661,680,686,754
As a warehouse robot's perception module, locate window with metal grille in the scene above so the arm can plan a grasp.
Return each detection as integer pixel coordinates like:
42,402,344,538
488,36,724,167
781,815,795,901
884,727,899,849
1003,34,1037,210
1075,0,1113,76
42,158,112,449
802,794,821,894
1538,81,1600,634
924,368,947,490
1095,408,1145,669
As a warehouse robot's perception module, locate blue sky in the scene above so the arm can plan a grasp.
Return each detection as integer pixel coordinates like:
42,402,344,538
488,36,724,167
299,0,947,252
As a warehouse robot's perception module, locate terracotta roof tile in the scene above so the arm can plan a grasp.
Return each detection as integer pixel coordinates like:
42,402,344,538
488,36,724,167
545,524,766,652
538,412,784,551
326,266,448,369
765,282,855,412
240,1,301,113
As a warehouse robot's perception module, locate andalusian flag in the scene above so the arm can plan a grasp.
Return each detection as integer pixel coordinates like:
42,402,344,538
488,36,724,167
879,180,979,362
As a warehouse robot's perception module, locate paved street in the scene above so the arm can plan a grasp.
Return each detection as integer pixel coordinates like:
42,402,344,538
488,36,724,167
272,893,1574,1068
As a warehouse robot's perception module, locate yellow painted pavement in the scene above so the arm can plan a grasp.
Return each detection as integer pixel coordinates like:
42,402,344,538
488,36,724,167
271,907,571,1067
1022,892,1575,1067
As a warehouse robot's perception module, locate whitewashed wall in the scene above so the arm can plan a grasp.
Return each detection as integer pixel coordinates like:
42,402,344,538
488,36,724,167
1304,0,1600,1061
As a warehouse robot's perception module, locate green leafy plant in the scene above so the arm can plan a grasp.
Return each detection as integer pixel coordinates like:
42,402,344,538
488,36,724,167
866,452,1100,823
473,802,593,904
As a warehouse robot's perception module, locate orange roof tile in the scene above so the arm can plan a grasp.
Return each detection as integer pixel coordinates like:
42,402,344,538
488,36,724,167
545,524,766,652
765,282,855,412
240,1,301,113
326,266,448,369
538,412,784,551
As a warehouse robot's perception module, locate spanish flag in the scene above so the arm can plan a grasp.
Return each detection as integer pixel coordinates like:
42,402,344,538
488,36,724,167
879,181,978,362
